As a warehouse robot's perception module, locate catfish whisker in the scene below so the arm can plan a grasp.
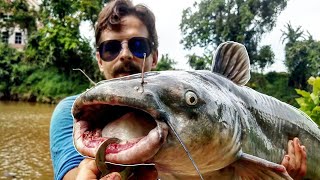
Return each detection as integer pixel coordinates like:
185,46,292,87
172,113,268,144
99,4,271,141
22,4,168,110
73,68,97,86
165,120,204,180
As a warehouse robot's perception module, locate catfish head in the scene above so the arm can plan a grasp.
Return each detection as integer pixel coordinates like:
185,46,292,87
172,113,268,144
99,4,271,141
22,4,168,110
72,69,243,176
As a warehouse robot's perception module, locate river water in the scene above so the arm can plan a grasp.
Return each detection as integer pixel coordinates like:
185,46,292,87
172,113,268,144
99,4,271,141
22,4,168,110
0,101,56,179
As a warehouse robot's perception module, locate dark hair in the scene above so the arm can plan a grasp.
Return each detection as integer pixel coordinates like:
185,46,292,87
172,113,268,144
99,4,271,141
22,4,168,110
95,0,158,51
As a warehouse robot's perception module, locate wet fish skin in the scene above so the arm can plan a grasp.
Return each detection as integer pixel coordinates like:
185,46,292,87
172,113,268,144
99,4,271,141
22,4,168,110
72,42,320,179
73,70,320,179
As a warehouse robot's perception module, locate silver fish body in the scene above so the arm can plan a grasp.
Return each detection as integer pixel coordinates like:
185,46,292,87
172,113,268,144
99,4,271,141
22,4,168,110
72,42,320,179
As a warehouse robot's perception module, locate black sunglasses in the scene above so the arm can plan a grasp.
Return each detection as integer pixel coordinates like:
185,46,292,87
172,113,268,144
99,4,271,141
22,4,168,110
97,37,154,62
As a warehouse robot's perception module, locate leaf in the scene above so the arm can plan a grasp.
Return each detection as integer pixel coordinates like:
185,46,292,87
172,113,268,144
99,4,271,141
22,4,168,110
310,93,319,105
313,106,320,112
296,77,320,125
311,106,320,122
312,77,320,95
307,76,316,85
295,97,307,107
295,89,310,98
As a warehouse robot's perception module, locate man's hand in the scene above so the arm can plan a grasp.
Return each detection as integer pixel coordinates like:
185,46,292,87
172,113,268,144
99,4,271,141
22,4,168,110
75,158,121,180
281,137,307,180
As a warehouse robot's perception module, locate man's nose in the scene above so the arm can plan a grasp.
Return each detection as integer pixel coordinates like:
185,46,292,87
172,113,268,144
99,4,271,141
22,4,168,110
119,42,133,61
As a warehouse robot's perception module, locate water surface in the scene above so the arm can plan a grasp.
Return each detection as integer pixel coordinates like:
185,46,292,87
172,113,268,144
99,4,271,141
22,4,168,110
0,101,55,179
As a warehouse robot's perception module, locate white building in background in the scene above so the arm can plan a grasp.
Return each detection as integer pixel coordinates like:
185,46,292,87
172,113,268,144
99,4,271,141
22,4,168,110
0,0,40,50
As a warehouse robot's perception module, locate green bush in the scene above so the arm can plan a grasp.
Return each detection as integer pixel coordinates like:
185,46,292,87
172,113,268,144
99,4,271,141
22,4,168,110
0,43,24,98
248,72,298,106
11,67,91,103
295,77,320,125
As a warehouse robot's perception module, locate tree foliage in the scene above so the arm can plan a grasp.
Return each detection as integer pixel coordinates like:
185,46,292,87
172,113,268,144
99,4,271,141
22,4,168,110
0,0,106,102
155,54,177,71
187,53,212,70
247,71,298,106
281,22,305,45
253,45,275,72
180,0,287,70
0,0,38,36
296,77,320,125
21,0,103,101
40,0,107,28
0,43,23,98
282,23,320,89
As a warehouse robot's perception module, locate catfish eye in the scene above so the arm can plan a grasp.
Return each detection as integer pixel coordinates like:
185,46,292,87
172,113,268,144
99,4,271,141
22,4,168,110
185,91,198,105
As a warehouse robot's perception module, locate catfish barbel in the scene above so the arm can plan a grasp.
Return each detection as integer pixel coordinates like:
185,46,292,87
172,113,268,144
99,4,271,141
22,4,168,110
72,41,320,179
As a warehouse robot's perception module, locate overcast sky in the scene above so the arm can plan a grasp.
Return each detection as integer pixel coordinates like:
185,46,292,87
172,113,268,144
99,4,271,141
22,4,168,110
81,0,320,72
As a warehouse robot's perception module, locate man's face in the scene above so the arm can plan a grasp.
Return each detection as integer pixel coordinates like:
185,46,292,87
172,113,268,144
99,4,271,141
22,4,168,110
96,15,158,80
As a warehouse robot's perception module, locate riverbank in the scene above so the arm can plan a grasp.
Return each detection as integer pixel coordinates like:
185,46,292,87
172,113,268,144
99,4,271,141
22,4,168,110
0,67,94,104
0,92,63,104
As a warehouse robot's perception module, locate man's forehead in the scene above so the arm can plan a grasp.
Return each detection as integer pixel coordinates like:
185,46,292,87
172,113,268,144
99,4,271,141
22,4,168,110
99,15,149,42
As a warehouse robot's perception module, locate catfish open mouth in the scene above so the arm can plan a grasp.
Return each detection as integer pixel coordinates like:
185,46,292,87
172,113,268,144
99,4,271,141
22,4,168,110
73,103,169,165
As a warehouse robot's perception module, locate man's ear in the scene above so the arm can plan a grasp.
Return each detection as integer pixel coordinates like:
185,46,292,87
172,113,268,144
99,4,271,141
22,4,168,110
96,52,104,72
151,50,158,69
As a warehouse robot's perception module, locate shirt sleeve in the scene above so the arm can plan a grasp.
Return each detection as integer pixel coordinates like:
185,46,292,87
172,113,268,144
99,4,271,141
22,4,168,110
50,95,84,180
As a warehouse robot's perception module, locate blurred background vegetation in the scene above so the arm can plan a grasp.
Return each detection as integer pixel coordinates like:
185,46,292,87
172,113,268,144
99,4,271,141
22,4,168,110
0,0,319,122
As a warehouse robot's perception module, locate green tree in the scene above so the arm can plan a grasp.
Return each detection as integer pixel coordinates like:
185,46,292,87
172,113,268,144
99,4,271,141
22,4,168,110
0,43,24,99
0,0,109,102
282,24,320,89
0,0,38,36
155,54,177,71
25,0,104,79
281,22,305,45
247,71,298,106
296,77,320,125
21,0,106,101
186,53,212,70
254,45,275,72
40,0,107,29
78,0,111,28
180,0,287,70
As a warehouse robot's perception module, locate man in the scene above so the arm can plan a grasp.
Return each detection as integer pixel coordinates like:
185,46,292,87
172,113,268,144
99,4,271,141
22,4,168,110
50,0,307,179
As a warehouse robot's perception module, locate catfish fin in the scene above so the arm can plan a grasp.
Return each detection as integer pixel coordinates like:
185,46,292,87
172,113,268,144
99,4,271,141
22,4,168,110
231,153,293,180
211,41,250,86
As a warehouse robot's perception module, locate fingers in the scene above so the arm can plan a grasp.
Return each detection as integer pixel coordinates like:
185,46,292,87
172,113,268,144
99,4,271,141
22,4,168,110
293,138,302,173
285,139,296,173
282,138,307,180
281,154,290,170
76,158,101,180
101,172,121,180
76,159,122,180
296,145,307,179
288,138,301,177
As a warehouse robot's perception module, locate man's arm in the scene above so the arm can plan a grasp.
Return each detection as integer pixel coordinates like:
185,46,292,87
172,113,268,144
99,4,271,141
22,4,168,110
62,168,78,180
50,95,84,180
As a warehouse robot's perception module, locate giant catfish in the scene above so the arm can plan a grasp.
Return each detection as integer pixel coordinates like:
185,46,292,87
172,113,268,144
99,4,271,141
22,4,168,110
72,41,320,179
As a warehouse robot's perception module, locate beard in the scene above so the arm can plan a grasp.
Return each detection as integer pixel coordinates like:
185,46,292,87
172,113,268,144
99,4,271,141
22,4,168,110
112,61,142,78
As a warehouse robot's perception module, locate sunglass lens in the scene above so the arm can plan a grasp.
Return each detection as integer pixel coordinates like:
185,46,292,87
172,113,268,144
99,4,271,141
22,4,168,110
129,37,151,58
99,40,121,61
